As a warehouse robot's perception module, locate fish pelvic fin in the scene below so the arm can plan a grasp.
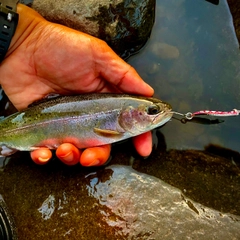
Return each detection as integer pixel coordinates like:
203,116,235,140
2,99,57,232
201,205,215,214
94,128,124,137
0,145,17,157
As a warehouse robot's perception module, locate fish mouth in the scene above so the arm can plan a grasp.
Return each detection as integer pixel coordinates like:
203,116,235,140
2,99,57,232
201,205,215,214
153,109,173,125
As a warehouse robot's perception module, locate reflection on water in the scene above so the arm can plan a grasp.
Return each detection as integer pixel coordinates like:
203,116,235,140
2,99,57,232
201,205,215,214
86,165,240,239
129,0,240,152
38,194,55,220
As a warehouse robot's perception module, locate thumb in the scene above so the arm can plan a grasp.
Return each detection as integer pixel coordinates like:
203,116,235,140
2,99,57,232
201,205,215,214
93,40,154,96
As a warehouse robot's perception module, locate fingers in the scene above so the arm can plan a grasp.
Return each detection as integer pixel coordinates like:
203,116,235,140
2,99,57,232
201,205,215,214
80,145,111,166
30,144,111,166
132,131,153,157
30,132,150,166
57,144,111,166
30,144,82,166
56,143,81,165
30,148,52,165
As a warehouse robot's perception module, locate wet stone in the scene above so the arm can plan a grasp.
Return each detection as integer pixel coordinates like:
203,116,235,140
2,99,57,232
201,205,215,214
1,144,239,239
28,0,156,59
86,165,240,239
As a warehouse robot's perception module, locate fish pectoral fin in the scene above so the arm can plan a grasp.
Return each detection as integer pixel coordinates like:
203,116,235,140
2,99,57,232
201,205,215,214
94,128,123,137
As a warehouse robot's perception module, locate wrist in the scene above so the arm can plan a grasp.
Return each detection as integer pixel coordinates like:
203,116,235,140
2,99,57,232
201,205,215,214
0,0,18,62
5,3,45,59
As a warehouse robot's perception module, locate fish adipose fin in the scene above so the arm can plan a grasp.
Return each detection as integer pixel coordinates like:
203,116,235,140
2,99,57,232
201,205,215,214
94,128,123,137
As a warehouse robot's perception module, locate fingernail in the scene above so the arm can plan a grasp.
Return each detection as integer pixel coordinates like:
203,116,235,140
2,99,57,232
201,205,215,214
59,151,73,161
38,157,51,163
84,159,100,167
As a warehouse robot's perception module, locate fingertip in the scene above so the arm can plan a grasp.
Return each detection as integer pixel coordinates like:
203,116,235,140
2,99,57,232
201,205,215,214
56,143,81,166
123,67,154,97
30,148,52,165
80,145,111,167
138,81,154,97
133,132,153,157
97,49,154,97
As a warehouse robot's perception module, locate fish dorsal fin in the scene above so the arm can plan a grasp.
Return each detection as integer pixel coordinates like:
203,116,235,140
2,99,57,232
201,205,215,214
94,128,123,137
28,94,61,108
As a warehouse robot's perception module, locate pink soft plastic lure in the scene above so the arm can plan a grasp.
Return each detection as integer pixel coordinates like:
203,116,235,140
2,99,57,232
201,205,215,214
172,109,240,120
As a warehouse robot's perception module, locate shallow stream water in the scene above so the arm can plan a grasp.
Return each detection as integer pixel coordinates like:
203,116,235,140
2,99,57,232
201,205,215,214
0,0,240,239
129,0,240,152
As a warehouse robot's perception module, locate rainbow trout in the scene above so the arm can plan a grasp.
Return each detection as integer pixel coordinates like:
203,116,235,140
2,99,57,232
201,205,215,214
0,94,172,156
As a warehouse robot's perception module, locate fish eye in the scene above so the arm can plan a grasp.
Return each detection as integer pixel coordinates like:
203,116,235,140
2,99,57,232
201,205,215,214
147,105,161,115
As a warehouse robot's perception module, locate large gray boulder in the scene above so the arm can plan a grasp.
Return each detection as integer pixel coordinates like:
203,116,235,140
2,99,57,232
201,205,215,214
26,0,155,59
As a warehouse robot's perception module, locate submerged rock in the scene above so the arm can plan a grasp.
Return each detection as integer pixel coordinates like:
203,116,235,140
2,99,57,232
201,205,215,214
29,0,156,59
150,42,180,59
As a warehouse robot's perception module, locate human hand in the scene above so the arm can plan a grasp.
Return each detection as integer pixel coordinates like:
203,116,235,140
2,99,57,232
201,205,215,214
0,4,154,166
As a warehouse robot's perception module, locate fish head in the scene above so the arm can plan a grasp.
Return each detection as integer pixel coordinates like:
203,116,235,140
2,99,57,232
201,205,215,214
119,97,173,134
